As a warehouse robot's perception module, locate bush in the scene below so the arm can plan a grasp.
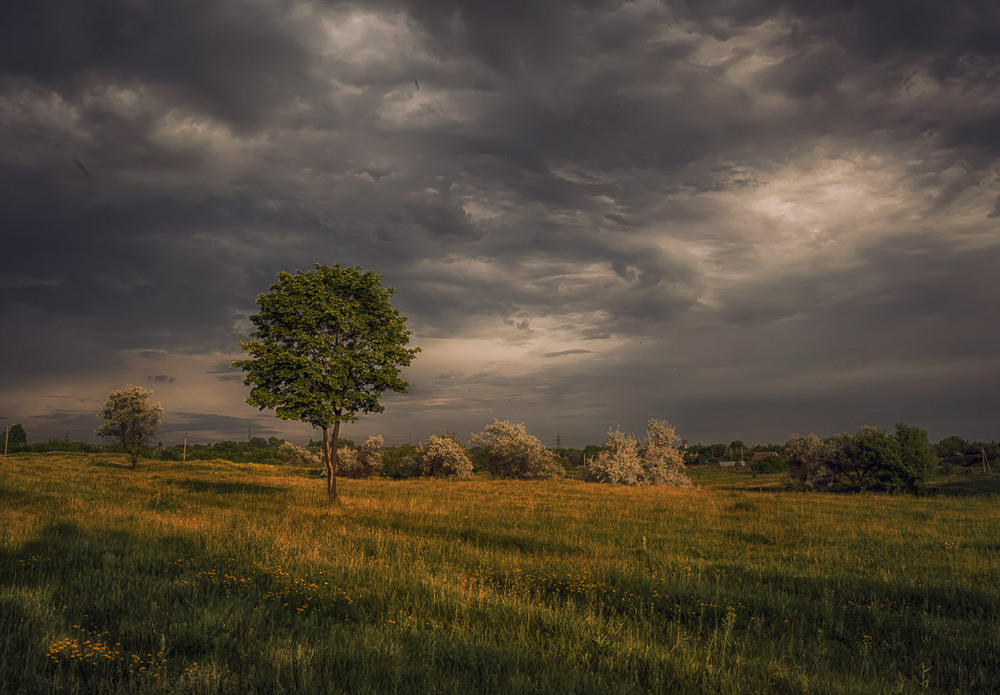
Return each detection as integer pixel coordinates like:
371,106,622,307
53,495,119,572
785,423,935,493
587,428,644,484
278,442,321,467
381,444,424,479
750,454,787,473
586,419,691,487
470,419,564,479
29,440,103,454
338,435,383,478
421,435,474,478
6,424,26,447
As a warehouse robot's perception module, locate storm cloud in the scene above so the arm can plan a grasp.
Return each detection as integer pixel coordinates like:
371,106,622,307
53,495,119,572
2,0,998,446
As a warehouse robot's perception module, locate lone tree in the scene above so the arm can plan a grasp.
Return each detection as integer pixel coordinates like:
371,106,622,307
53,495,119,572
6,424,27,453
232,264,419,502
95,385,163,468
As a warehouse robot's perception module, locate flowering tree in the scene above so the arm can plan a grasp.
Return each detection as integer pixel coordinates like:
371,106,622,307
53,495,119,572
94,385,162,469
587,419,691,487
278,442,320,466
587,428,644,484
421,435,474,478
471,419,564,479
339,435,384,478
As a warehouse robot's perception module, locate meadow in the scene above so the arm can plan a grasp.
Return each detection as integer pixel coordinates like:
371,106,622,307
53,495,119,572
1,453,998,694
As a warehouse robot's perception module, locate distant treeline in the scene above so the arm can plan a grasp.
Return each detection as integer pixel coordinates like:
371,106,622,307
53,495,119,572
5,426,997,469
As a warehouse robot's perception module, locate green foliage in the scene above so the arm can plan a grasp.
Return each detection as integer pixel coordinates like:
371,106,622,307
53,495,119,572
892,422,938,489
470,419,564,479
233,264,419,431
936,435,971,457
155,439,295,464
94,385,162,468
232,264,419,499
685,442,728,463
750,454,787,474
23,440,103,454
785,423,936,493
380,443,423,479
6,423,27,447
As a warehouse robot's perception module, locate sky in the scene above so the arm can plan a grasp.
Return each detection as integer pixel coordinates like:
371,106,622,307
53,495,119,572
1,0,999,448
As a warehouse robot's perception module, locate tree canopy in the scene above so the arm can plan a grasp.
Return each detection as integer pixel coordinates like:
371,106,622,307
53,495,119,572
6,424,26,451
232,264,419,501
94,385,163,468
785,423,936,493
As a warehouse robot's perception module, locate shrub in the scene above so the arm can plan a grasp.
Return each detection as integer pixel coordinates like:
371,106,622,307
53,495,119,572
6,424,26,447
586,419,691,487
337,447,359,475
381,444,424,479
470,419,564,479
750,454,787,473
785,423,935,493
278,442,321,467
420,435,474,478
642,419,692,486
587,429,644,484
338,435,384,478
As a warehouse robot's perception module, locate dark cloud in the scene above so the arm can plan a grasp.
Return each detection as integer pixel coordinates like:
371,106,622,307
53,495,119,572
0,0,314,129
2,0,999,445
544,349,592,358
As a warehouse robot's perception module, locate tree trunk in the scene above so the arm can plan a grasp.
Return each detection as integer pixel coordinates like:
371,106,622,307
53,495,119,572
323,422,340,502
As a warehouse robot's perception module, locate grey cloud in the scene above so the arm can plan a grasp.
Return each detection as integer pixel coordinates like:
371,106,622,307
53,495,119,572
544,349,592,358
0,0,314,130
2,0,999,446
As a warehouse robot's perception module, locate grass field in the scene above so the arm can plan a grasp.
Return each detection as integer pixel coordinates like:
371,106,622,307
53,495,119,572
2,453,998,694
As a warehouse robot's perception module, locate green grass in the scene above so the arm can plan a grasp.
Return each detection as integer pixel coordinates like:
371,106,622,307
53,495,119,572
2,453,998,694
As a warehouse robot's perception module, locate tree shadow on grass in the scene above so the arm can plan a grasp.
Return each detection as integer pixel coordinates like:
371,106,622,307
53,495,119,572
0,521,633,694
927,475,1000,497
384,519,584,557
88,459,129,469
169,479,286,495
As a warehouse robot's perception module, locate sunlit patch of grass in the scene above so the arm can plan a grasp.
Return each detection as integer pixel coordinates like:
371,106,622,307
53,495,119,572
0,452,998,694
